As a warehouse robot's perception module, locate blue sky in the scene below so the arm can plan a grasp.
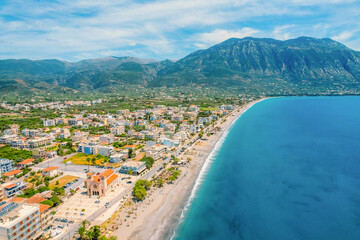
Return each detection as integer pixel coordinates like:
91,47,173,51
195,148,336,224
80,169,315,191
0,0,359,61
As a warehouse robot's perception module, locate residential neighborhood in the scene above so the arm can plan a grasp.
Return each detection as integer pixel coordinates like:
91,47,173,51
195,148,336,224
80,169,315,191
0,102,239,240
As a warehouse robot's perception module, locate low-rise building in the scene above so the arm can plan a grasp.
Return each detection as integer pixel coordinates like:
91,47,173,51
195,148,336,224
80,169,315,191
42,167,60,178
99,134,114,144
17,159,34,169
59,128,71,139
146,144,168,160
2,182,27,198
110,126,125,135
2,170,22,181
97,146,114,157
109,153,125,163
119,161,146,175
28,137,52,148
43,119,56,127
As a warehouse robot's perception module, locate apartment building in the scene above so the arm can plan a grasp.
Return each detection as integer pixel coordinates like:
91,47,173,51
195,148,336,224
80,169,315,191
0,203,42,240
0,159,14,176
2,182,27,198
28,137,52,148
145,144,168,160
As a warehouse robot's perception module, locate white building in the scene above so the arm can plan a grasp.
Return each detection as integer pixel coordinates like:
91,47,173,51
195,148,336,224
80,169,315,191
0,203,42,240
109,153,125,163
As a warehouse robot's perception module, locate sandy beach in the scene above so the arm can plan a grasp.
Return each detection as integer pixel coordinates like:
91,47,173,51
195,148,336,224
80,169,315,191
110,99,265,240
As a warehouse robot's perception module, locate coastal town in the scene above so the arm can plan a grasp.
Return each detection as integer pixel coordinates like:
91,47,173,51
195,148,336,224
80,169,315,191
0,98,255,240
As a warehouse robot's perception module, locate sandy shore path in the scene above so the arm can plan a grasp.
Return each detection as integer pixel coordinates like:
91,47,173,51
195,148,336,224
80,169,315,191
112,99,265,240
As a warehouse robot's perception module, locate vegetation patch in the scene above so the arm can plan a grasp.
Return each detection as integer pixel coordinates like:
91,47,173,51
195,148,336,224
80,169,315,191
64,153,107,165
49,175,78,189
0,146,33,163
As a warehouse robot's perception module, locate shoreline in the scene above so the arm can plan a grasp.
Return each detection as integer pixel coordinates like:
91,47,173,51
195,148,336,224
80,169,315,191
112,98,266,240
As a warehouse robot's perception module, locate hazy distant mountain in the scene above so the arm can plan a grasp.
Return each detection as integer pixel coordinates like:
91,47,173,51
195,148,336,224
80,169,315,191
1,36,360,98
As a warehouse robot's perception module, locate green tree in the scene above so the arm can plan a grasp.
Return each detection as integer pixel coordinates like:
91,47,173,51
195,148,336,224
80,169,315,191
133,186,147,201
52,187,65,196
50,196,60,205
168,175,176,182
140,156,155,169
157,178,165,187
40,200,54,207
128,148,134,158
89,225,101,239
199,130,204,138
91,157,96,166
75,220,88,240
66,141,73,148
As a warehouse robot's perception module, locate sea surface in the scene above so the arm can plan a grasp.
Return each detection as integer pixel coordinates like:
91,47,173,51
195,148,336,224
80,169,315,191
172,97,360,240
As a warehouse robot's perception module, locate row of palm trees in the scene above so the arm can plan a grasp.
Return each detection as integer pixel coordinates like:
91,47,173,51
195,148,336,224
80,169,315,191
75,220,116,240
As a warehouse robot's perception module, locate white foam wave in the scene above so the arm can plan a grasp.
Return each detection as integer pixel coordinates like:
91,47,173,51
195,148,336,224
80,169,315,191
170,110,243,240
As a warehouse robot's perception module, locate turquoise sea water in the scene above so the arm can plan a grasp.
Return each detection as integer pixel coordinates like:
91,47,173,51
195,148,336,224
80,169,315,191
173,97,360,240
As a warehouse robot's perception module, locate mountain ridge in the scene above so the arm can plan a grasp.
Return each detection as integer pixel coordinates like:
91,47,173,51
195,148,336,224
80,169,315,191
1,36,360,99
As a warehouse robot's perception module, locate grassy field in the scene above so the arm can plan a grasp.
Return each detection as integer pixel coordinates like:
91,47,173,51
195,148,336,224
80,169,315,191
49,175,79,189
64,153,121,167
200,107,218,111
64,153,105,165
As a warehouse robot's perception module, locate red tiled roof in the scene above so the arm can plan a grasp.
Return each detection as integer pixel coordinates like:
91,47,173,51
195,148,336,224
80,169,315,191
25,196,46,204
106,173,118,186
3,169,22,177
93,176,100,183
4,183,16,189
134,153,145,161
18,158,34,165
39,204,51,213
100,169,114,178
42,167,59,172
12,197,26,202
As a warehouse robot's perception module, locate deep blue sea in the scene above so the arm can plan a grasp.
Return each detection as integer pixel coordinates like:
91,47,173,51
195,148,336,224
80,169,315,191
173,97,360,240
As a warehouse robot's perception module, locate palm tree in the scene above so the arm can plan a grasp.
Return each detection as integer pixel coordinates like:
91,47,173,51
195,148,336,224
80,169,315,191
75,220,89,240
85,230,94,240
75,225,86,239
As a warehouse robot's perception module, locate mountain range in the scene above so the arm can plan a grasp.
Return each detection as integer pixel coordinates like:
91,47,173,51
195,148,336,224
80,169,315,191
1,36,360,99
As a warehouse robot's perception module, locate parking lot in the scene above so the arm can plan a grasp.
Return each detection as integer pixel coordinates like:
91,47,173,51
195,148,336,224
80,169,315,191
53,179,130,223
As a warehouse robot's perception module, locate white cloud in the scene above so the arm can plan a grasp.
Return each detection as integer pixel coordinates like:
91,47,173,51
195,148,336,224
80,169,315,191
194,28,261,48
0,0,359,60
332,31,355,42
272,25,295,40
